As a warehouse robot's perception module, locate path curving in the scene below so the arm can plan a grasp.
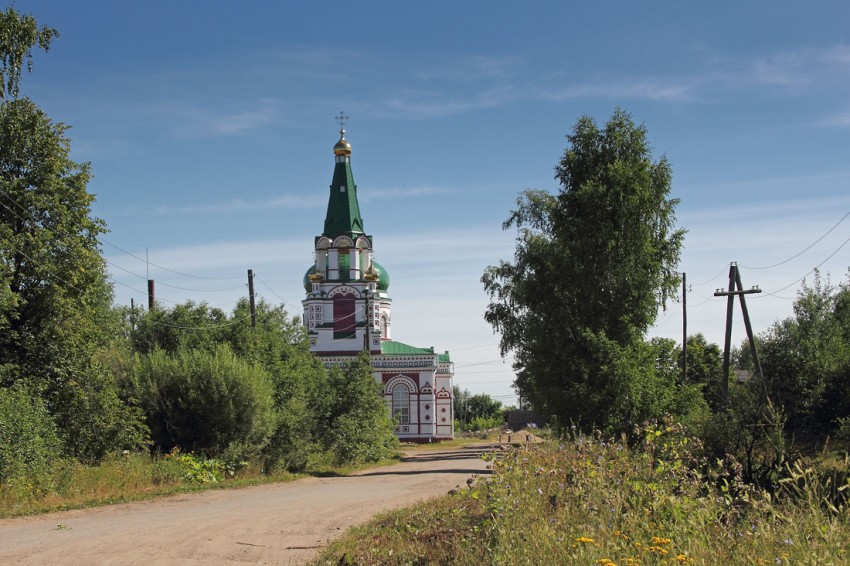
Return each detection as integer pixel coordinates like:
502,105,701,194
0,445,492,565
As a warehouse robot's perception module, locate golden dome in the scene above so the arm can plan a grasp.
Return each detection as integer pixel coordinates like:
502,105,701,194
333,128,352,156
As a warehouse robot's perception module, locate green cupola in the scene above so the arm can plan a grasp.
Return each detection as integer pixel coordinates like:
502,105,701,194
323,128,364,238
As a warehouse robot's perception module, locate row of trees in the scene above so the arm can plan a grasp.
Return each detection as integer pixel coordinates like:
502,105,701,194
452,386,504,432
483,108,850,471
0,8,397,488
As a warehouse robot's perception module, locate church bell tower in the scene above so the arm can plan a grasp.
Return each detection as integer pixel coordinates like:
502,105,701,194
302,126,392,355
300,121,455,442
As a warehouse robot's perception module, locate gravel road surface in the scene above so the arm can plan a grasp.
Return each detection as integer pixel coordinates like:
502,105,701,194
0,445,493,565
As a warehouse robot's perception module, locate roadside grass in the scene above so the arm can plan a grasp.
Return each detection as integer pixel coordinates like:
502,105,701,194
313,424,850,565
399,431,501,452
0,433,492,518
0,451,293,518
0,449,401,518
312,488,490,566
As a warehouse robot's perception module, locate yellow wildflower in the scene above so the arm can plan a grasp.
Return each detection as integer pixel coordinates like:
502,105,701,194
651,536,671,545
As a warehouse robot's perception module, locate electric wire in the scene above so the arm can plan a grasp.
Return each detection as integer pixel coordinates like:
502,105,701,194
739,208,850,270
136,310,257,331
752,233,850,298
254,274,303,312
100,238,244,281
689,266,730,287
1,191,243,284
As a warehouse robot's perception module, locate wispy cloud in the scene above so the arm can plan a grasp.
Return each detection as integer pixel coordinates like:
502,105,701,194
372,85,518,119
535,78,696,103
412,55,524,82
144,98,282,138
152,193,326,215
723,44,850,93
148,185,447,215
362,186,449,200
813,109,850,128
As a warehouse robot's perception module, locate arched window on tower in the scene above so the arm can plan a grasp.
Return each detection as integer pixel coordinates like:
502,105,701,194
380,314,389,339
333,292,356,339
392,386,410,424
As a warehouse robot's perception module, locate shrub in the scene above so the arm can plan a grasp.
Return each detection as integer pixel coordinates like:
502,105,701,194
467,415,502,432
0,383,62,492
128,344,276,459
320,354,398,466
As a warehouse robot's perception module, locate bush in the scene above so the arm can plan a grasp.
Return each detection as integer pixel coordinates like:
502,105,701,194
0,384,63,492
320,354,398,466
128,344,276,459
467,415,502,432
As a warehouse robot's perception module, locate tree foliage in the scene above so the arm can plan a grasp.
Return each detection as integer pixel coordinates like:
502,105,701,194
0,8,145,462
453,386,503,430
482,110,686,434
127,344,276,460
319,353,398,466
0,382,62,488
0,7,57,100
124,302,398,471
756,271,850,438
683,333,724,410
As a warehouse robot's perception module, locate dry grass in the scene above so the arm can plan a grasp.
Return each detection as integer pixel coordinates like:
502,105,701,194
313,424,850,565
1,452,298,518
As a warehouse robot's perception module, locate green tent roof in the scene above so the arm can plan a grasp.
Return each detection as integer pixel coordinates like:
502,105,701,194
323,158,363,238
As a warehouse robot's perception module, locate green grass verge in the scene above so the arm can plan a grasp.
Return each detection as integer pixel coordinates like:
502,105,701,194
0,450,402,519
312,425,850,565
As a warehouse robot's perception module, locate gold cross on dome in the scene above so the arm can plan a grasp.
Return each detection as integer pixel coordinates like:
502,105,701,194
335,111,349,129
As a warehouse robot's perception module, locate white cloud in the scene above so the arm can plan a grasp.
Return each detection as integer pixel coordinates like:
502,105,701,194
412,55,524,82
535,78,696,103
152,193,325,215
359,185,449,200
143,98,282,138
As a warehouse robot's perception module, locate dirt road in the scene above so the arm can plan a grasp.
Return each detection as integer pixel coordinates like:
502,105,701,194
0,445,492,565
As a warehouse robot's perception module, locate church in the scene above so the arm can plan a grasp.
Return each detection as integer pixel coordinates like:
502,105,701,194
301,125,454,442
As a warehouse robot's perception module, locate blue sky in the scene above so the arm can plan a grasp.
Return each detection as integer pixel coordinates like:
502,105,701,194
14,1,850,405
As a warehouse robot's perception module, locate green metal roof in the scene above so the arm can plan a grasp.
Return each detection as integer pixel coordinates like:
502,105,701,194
380,340,434,356
323,158,364,238
380,341,451,362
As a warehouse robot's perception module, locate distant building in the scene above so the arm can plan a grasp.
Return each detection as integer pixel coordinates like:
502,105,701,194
301,127,454,442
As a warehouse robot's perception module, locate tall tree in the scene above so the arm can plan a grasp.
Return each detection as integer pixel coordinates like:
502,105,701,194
0,8,143,460
482,109,685,433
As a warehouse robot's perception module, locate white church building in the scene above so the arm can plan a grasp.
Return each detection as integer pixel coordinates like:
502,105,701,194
301,126,454,442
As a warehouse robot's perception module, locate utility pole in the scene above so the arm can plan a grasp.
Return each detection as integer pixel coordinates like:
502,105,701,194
363,287,370,352
713,262,763,407
247,269,256,328
682,272,687,384
147,279,155,309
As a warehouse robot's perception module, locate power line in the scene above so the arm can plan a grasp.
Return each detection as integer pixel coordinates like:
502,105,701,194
254,273,303,312
100,238,245,281
739,208,850,270
1,191,245,286
689,266,729,287
134,310,257,331
754,233,850,298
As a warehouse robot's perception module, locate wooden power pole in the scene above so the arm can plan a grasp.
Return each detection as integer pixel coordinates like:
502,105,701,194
247,269,256,328
713,263,763,407
682,272,687,384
